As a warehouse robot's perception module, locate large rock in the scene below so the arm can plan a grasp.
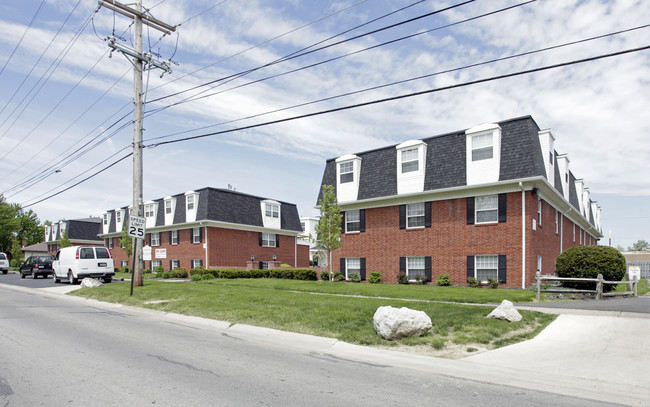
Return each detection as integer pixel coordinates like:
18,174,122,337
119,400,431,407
80,278,103,288
373,306,432,340
486,299,522,322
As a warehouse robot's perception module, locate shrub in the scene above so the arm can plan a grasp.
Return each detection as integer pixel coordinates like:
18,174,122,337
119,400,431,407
121,266,130,274
280,263,292,268
467,277,479,288
488,278,500,289
201,273,215,280
368,272,382,284
190,267,205,276
348,273,361,283
437,274,451,286
332,271,345,282
190,274,203,282
154,265,164,274
114,267,120,273
415,274,427,285
320,271,331,281
170,268,188,278
292,269,317,281
143,268,152,274
397,272,409,285
555,246,626,293
162,272,173,279
10,259,20,268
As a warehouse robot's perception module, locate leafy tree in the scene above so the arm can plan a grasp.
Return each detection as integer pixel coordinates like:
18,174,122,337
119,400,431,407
59,231,72,248
628,239,649,252
0,195,20,253
315,185,342,281
120,223,133,264
17,209,45,246
11,239,22,263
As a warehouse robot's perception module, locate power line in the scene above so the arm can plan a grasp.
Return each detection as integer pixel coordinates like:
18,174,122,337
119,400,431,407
0,0,47,78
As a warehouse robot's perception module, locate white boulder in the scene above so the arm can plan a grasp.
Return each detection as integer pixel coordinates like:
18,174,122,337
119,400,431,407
80,278,103,288
486,299,522,322
373,306,432,340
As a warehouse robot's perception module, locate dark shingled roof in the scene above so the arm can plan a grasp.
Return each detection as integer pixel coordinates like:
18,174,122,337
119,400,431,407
553,152,564,196
568,172,581,212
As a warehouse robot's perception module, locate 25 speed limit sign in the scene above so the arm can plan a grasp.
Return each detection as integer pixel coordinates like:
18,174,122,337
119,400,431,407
128,215,146,239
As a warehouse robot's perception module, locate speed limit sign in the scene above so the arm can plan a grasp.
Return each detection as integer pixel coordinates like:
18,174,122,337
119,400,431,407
128,215,146,239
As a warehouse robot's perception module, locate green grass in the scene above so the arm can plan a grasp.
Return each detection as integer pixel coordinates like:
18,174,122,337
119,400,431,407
73,279,555,354
612,278,649,296
113,271,158,280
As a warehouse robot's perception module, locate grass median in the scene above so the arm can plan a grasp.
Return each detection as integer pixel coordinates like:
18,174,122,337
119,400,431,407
72,279,555,357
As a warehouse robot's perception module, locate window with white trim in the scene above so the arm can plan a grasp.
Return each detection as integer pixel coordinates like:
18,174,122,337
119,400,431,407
573,223,576,242
121,260,128,268
145,204,155,218
193,227,201,243
475,195,498,224
108,238,114,249
475,255,498,282
407,203,425,228
345,258,361,279
151,232,160,246
265,203,279,218
191,259,203,269
555,210,559,234
339,161,354,183
171,259,180,269
187,195,195,211
471,133,493,161
165,200,172,214
346,211,360,232
103,214,108,225
406,257,425,280
260,262,270,269
537,199,542,225
261,233,276,247
401,148,419,173
116,211,121,223
171,230,178,245
152,260,161,269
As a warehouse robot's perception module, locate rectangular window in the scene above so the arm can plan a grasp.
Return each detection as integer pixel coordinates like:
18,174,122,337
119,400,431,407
401,148,419,173
171,230,178,245
475,255,498,282
471,133,493,161
152,260,162,269
407,203,425,228
108,238,114,249
193,227,201,243
345,211,360,233
537,199,542,225
260,262,270,270
165,201,172,214
116,211,121,223
145,204,155,218
121,260,128,268
406,257,425,280
265,203,279,218
191,259,203,269
555,210,559,234
103,214,108,225
476,195,498,224
339,161,354,183
151,232,160,246
345,258,361,279
300,222,305,231
171,259,180,269
187,195,194,211
261,233,276,247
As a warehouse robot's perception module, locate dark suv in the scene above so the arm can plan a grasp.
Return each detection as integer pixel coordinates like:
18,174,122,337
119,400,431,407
20,255,55,279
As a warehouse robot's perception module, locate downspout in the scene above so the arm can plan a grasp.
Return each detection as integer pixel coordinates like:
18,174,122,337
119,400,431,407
295,236,298,267
520,182,526,289
201,222,208,268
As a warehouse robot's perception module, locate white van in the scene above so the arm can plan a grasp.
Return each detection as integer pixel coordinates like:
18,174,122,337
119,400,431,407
0,252,9,274
52,246,115,284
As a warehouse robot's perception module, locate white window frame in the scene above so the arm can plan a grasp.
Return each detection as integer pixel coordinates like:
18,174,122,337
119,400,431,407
339,161,354,184
151,232,160,246
471,133,493,161
537,199,542,225
171,259,180,269
171,230,178,245
145,204,155,218
401,147,419,173
555,210,559,234
192,227,201,243
345,211,360,233
191,259,203,269
345,258,361,279
121,260,128,268
406,256,425,281
260,261,270,270
103,214,108,225
187,195,195,211
116,211,122,223
265,203,279,218
152,260,161,269
261,233,276,247
108,238,114,249
475,255,498,283
573,223,576,242
165,200,172,214
475,195,498,224
406,203,425,228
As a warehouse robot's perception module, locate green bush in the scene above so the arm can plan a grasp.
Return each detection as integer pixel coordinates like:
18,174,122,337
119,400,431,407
333,271,345,282
292,269,317,281
368,272,382,284
488,278,500,289
415,274,427,285
319,271,331,281
121,266,130,274
170,268,188,278
437,274,451,286
162,272,173,279
397,272,409,285
10,259,20,267
154,265,164,274
556,246,626,293
467,277,479,288
201,273,215,280
348,273,361,283
143,268,152,274
190,274,203,282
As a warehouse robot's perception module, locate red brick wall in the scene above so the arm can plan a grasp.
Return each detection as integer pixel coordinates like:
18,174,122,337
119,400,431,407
334,191,596,288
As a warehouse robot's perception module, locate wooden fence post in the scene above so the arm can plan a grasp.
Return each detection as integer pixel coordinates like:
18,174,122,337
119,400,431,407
535,271,541,301
596,273,603,300
634,277,638,296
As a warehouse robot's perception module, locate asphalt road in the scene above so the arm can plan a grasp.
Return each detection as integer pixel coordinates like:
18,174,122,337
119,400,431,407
0,282,620,407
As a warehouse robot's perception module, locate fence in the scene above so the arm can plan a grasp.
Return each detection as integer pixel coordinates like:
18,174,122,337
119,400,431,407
535,272,638,301
626,261,650,279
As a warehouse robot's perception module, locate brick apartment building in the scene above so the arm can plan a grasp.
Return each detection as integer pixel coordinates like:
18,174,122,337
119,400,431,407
101,187,310,271
317,116,602,288
44,218,104,255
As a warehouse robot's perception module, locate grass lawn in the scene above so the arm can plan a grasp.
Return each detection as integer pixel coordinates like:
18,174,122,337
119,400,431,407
612,277,649,296
73,279,555,356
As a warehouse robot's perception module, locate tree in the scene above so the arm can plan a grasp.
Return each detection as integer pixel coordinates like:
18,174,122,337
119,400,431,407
59,231,72,248
0,195,20,253
11,239,22,263
120,223,133,266
628,239,649,252
555,246,626,293
315,185,342,281
17,209,45,246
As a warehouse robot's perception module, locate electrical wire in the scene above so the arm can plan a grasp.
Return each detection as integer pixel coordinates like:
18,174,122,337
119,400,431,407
0,0,47,78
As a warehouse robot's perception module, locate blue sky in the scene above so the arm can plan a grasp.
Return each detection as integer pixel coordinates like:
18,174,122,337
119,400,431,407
0,0,648,250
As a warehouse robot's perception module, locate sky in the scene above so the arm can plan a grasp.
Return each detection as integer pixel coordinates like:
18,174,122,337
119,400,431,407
0,0,648,250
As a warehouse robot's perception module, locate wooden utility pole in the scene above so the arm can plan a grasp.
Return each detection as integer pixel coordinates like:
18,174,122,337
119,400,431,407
97,1,175,286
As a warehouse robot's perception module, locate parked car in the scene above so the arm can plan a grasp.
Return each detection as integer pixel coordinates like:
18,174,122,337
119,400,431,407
52,246,115,284
0,252,9,274
20,255,55,279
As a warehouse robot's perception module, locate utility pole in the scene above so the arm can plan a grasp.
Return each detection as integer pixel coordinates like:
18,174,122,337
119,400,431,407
97,1,175,286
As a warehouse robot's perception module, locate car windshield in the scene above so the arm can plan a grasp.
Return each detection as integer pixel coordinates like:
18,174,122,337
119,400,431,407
95,248,110,259
36,256,54,264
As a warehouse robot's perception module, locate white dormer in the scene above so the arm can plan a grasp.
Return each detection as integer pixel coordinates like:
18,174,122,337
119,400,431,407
574,179,585,215
335,154,362,202
52,223,59,240
102,212,111,234
261,199,281,229
115,209,125,232
582,187,591,222
396,140,426,195
45,225,51,242
538,129,556,185
185,190,199,223
144,200,158,228
557,154,570,201
60,221,67,237
163,196,176,226
593,203,602,232
466,123,501,186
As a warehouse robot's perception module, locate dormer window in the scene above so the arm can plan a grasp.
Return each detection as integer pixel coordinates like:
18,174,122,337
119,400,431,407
165,200,172,214
116,211,121,223
339,161,354,183
145,204,155,218
265,203,279,218
187,195,195,211
401,148,419,173
471,133,493,161
103,214,108,225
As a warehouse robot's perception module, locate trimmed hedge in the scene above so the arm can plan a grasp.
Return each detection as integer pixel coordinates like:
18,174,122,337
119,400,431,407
555,246,626,293
188,268,317,281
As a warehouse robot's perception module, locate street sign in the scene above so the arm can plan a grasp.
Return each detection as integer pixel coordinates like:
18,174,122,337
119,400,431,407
128,215,146,239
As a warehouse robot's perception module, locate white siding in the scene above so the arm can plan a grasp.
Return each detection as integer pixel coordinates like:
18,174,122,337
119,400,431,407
582,187,591,222
396,140,426,195
115,209,125,232
261,199,281,229
185,191,198,223
335,155,361,203
557,154,570,201
164,197,176,226
538,129,555,185
574,179,584,215
466,123,501,186
144,201,158,228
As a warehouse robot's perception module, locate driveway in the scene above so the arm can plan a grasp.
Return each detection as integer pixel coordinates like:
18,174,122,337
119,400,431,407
516,292,650,316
